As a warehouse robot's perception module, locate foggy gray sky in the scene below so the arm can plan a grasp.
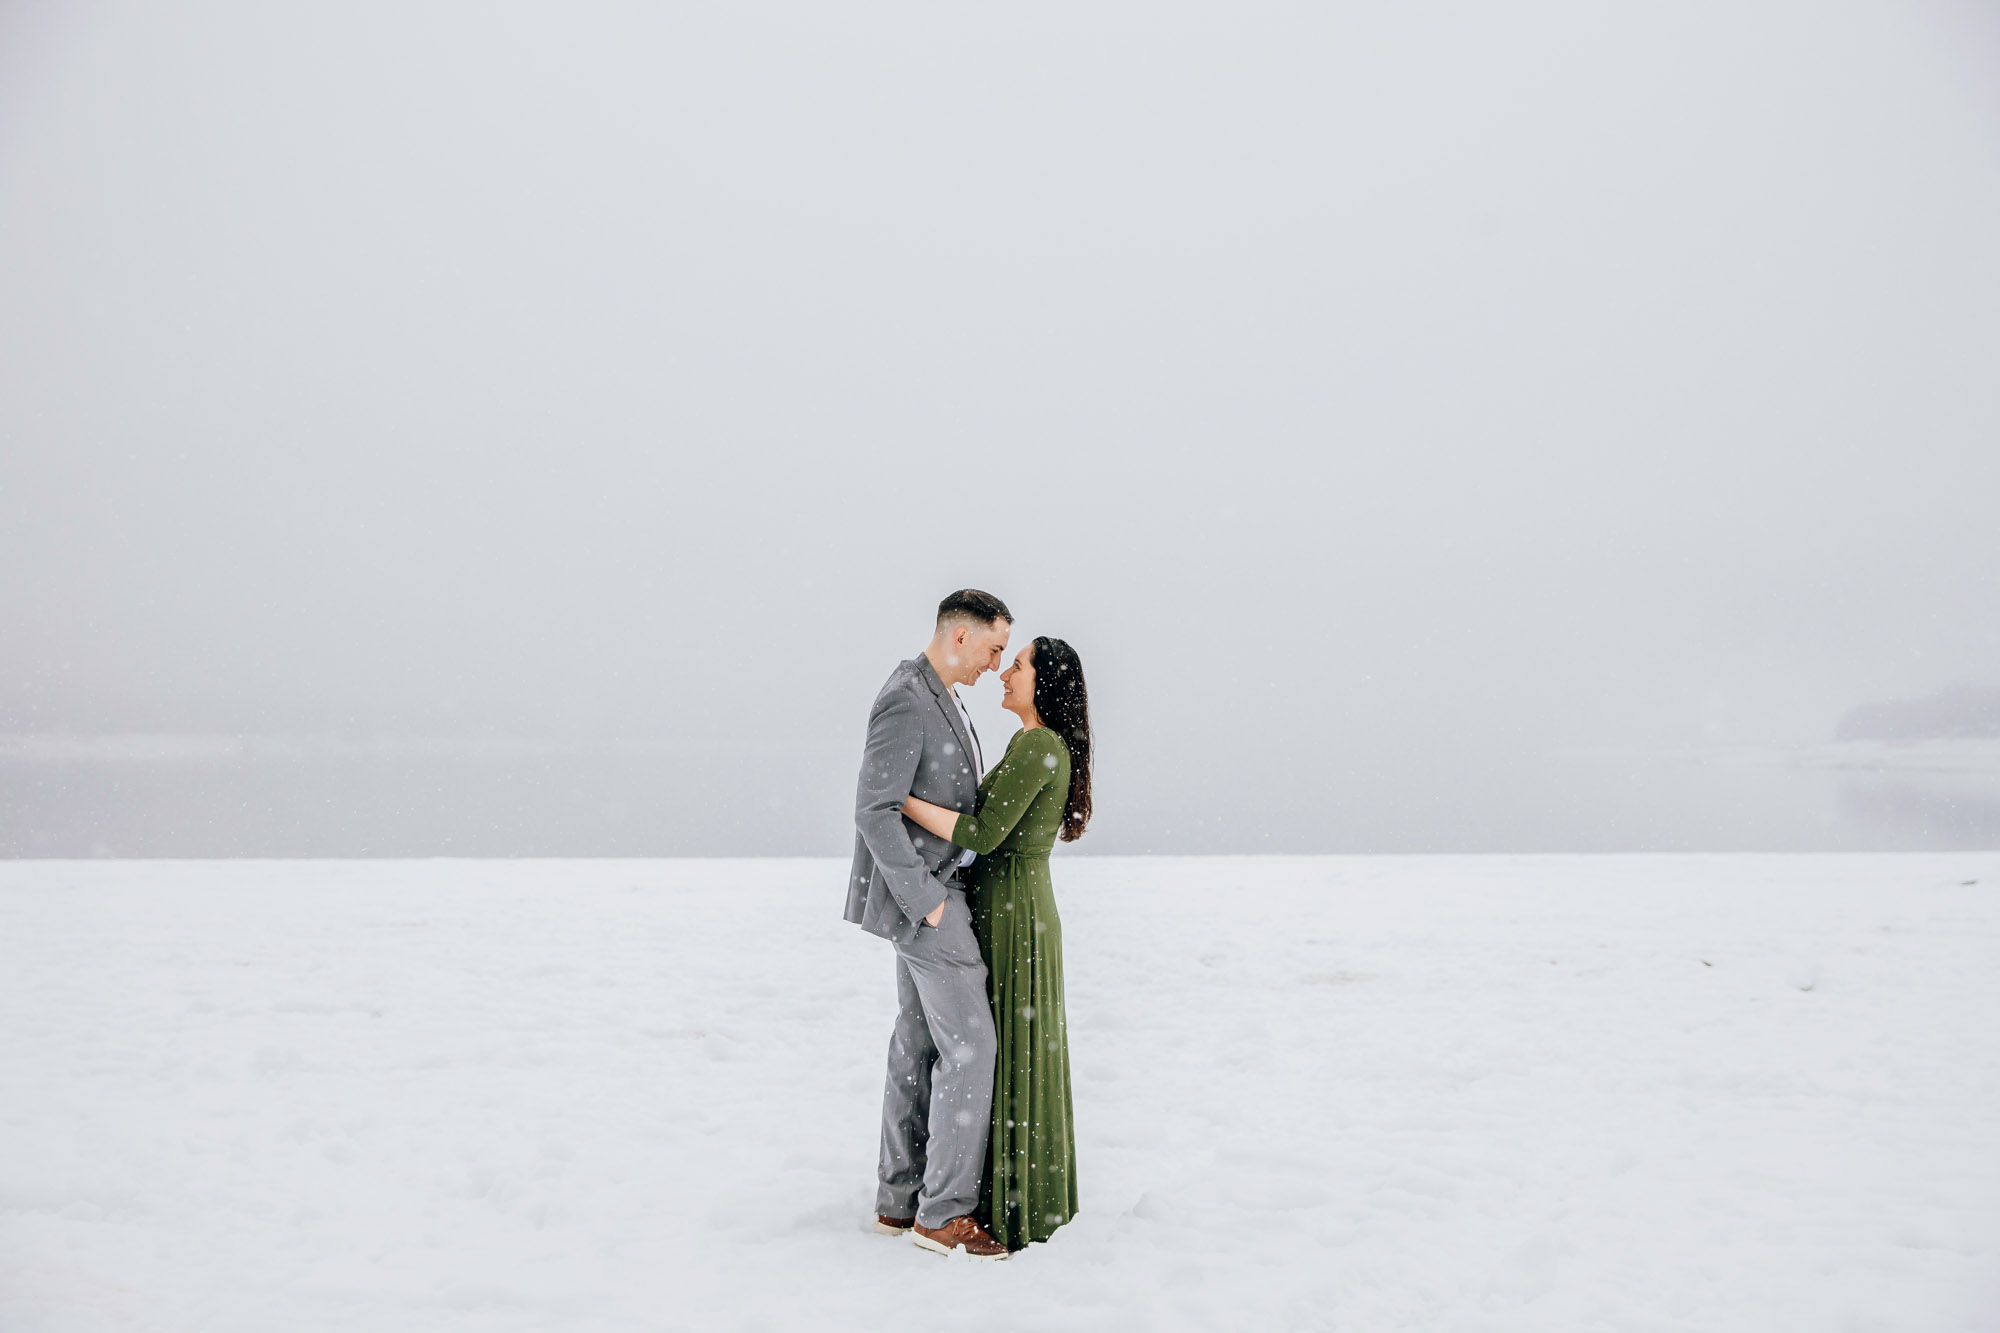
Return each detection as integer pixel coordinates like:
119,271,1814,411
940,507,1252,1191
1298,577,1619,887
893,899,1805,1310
3,1,1998,855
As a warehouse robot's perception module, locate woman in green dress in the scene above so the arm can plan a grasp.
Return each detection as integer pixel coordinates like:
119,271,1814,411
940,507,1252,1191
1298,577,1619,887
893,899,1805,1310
902,636,1093,1252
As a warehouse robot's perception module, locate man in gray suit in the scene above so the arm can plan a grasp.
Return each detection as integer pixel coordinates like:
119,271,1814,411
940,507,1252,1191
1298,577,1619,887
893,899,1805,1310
847,588,1012,1260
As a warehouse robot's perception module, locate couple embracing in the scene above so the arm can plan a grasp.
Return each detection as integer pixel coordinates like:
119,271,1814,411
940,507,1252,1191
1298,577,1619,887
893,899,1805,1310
843,589,1093,1260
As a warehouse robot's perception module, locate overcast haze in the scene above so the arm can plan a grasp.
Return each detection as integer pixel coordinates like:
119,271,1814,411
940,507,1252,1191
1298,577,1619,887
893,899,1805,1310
3,1,1998,856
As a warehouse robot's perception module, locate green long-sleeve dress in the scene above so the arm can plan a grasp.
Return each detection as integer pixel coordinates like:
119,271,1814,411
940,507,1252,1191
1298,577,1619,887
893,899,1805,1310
951,724,1078,1252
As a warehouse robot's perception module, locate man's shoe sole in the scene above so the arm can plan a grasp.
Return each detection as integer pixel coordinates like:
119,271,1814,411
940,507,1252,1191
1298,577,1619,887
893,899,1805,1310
910,1231,1008,1260
872,1220,913,1236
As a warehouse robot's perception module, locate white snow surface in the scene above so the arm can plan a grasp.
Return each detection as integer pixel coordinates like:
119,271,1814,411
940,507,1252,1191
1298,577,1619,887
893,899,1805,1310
2,855,1996,1332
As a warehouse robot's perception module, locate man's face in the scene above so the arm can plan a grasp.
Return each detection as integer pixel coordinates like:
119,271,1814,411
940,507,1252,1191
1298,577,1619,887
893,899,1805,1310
945,619,1011,686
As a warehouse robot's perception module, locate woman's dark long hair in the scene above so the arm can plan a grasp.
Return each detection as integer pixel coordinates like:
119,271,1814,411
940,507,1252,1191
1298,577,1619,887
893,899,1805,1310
1030,636,1093,841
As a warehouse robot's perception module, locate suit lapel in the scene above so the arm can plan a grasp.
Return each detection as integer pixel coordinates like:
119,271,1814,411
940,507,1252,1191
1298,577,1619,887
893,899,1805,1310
917,655,979,777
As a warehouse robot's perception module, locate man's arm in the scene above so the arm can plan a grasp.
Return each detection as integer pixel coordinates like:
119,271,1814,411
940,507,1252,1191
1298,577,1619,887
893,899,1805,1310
854,689,955,927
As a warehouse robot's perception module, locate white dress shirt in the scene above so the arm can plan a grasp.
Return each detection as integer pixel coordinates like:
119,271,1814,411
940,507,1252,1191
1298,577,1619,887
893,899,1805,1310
949,687,982,868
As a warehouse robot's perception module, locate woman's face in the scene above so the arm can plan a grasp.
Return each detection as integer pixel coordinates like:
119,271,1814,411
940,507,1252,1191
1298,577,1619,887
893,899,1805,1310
999,643,1037,716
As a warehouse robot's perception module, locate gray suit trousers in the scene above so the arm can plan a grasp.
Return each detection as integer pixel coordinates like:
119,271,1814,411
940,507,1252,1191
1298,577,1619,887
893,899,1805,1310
876,887,997,1229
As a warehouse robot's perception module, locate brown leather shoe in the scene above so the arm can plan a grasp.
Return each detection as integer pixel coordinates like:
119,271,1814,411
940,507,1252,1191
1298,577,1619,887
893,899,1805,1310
911,1215,1008,1260
873,1214,914,1235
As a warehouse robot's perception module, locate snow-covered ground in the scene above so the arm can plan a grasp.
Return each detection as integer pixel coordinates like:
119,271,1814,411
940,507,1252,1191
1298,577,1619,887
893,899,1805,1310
2,855,1995,1332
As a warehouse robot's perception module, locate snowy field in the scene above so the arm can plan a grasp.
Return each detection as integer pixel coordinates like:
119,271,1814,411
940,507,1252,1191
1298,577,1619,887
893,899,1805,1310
2,855,1996,1333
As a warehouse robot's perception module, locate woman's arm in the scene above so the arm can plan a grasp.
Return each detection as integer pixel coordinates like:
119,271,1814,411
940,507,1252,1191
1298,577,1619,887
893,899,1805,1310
901,793,962,844
949,731,1058,855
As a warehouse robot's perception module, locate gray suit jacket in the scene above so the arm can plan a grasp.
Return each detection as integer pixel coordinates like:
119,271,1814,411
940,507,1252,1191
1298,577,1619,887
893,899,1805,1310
846,654,984,945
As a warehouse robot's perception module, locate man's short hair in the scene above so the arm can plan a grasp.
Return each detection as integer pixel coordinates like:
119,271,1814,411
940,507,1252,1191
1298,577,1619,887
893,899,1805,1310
936,588,1012,629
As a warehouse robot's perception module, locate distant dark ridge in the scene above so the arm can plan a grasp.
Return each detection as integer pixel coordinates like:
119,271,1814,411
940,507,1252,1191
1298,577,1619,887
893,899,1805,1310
1835,683,2000,742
